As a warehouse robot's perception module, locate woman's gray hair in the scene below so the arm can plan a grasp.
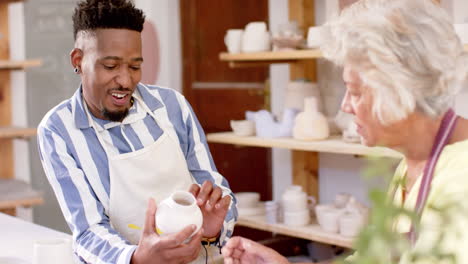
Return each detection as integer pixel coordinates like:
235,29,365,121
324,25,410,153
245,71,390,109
321,0,468,125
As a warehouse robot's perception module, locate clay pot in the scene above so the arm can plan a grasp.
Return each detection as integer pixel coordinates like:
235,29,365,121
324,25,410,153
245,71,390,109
155,191,203,237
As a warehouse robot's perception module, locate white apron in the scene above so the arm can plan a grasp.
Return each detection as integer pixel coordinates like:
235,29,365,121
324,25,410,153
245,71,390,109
85,87,219,263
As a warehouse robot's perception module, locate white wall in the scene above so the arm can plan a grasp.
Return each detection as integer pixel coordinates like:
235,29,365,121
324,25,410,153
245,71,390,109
442,0,468,23
134,0,182,91
269,0,293,201
449,1,468,117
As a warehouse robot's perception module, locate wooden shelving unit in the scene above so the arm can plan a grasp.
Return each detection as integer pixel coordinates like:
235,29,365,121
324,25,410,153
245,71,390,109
0,126,37,139
0,59,42,70
207,132,402,158
1,0,43,216
238,214,353,248
216,0,466,252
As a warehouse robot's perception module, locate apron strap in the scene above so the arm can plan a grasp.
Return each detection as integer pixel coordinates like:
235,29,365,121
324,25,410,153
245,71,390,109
408,109,458,244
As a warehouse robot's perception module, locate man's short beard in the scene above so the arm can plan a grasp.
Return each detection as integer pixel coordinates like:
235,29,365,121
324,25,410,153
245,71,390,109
102,108,129,122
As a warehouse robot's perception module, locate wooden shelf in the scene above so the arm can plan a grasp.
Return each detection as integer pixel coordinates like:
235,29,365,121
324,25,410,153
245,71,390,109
0,59,42,70
220,45,468,66
219,49,322,67
207,132,402,158
237,214,353,248
0,179,44,209
0,127,37,139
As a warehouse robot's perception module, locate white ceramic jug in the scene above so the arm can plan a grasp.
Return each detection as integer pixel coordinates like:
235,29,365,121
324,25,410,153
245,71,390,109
293,97,329,140
155,191,203,238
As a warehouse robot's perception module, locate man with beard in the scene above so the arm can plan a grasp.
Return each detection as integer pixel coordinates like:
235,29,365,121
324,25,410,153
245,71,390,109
37,0,237,263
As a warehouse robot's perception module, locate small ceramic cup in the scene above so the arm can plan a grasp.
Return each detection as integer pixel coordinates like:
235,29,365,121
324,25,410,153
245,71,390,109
230,120,255,136
284,209,310,227
33,238,74,264
339,212,365,237
224,29,244,53
315,204,343,233
265,200,279,224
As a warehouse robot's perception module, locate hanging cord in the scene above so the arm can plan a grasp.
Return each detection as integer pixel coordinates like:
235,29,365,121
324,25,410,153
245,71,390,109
202,243,208,264
201,239,221,264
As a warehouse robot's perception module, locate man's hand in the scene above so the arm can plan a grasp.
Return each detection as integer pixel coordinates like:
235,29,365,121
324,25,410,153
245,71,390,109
131,198,203,264
188,181,231,238
222,236,290,264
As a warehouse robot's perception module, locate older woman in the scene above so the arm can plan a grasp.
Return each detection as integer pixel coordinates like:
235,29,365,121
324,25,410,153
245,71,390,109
222,0,468,263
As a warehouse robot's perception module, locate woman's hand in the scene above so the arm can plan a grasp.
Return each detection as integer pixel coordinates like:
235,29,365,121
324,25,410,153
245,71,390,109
222,236,290,264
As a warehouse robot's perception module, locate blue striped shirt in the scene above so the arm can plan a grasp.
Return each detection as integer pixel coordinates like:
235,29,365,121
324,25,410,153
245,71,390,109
37,83,238,264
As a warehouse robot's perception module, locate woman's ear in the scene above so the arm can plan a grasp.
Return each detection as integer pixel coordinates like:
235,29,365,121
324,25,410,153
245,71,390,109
70,48,83,73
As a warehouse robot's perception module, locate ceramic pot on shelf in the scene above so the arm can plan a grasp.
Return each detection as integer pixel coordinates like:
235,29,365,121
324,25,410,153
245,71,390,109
241,21,271,52
293,97,329,141
155,191,203,238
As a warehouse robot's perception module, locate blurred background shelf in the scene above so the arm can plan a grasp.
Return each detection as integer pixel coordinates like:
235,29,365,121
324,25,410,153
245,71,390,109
0,179,44,210
219,49,321,67
207,132,402,158
237,214,353,248
0,59,42,70
0,126,37,139
220,49,322,61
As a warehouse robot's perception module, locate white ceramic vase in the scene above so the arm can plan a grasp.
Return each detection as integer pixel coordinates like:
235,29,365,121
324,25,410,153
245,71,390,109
293,97,329,140
155,191,203,237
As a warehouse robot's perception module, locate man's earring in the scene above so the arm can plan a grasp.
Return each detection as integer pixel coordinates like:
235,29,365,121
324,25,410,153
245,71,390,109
74,67,80,74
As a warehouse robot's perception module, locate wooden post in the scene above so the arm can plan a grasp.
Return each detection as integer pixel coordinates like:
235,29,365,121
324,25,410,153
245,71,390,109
0,2,14,181
288,0,319,199
0,1,16,216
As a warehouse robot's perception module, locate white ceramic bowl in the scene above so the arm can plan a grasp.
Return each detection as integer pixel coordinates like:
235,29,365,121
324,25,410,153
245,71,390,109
230,120,255,136
284,209,310,227
235,192,260,208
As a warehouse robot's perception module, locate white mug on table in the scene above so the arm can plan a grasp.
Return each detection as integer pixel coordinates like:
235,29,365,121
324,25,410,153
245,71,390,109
33,238,74,264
